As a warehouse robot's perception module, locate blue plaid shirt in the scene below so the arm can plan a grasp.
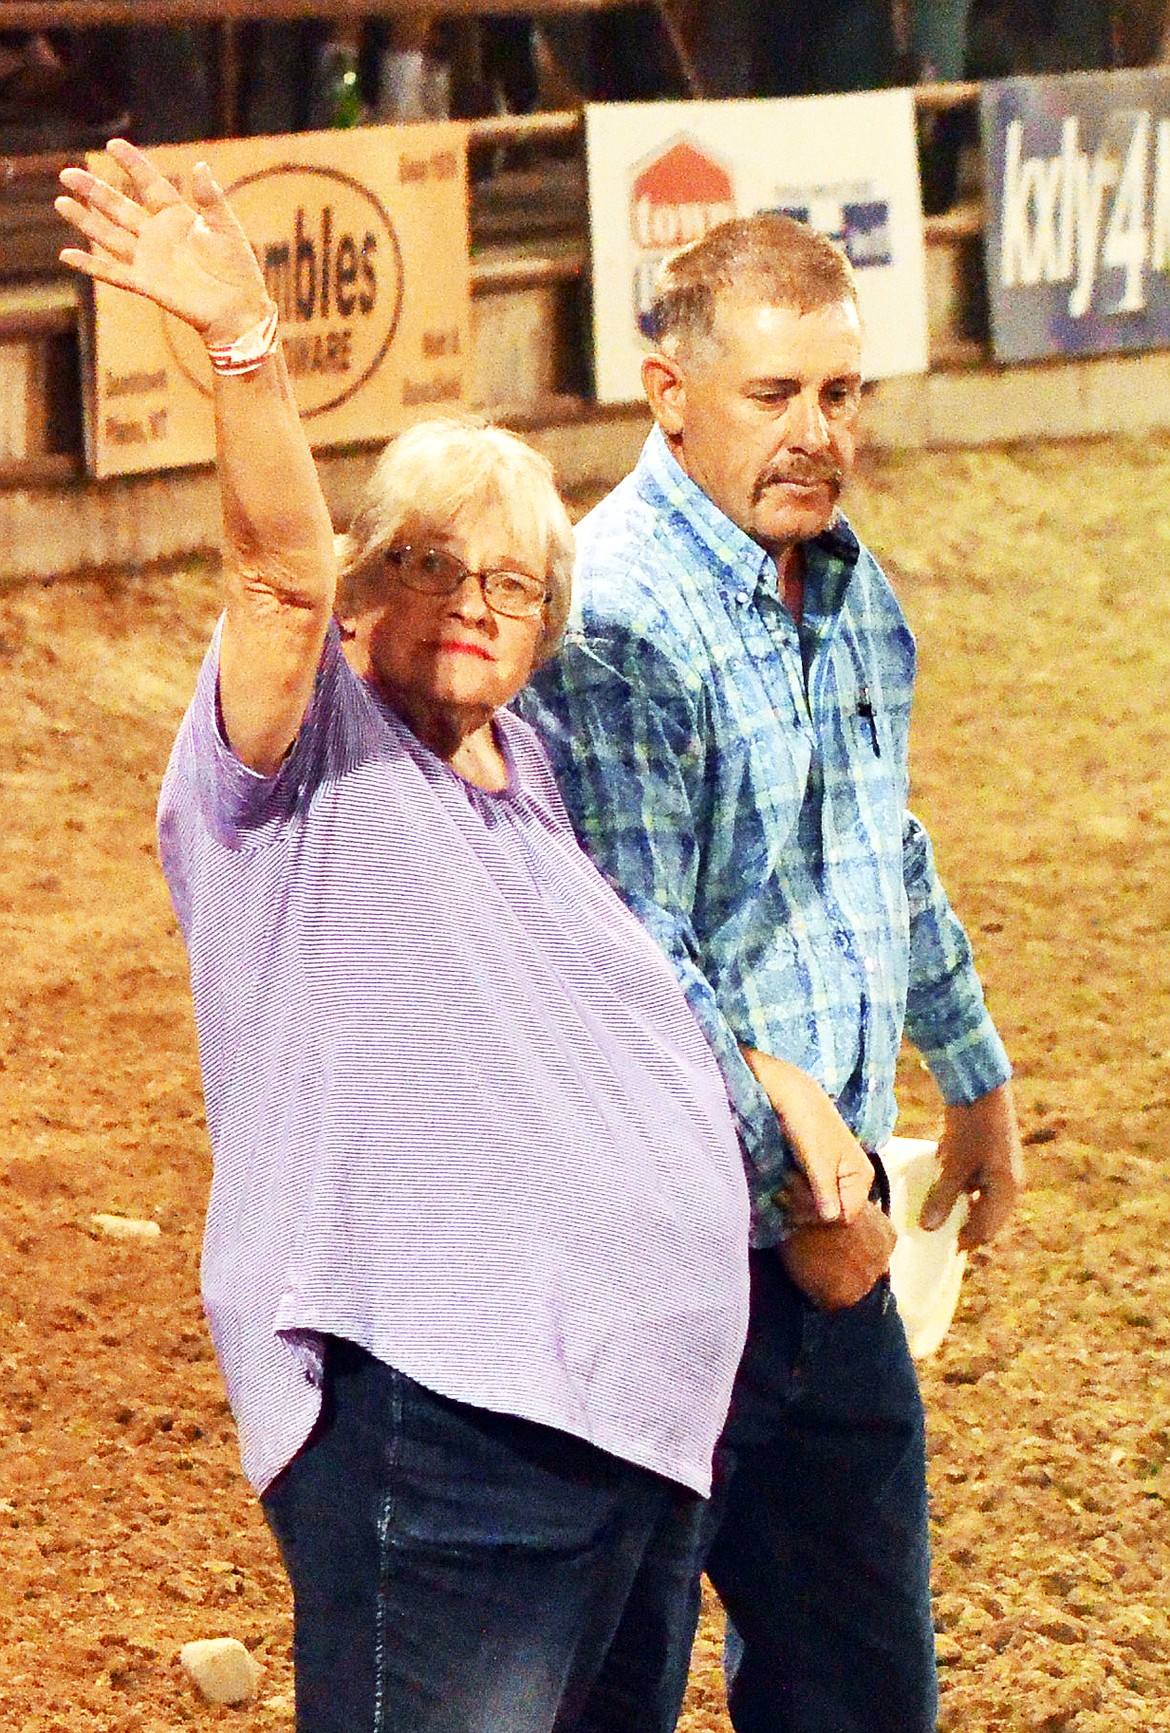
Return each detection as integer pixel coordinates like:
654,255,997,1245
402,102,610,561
519,428,1011,1247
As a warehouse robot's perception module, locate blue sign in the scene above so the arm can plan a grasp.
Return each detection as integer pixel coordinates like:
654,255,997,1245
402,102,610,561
982,68,1170,361
774,201,893,270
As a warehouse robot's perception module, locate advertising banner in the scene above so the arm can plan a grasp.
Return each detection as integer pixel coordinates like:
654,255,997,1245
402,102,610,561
85,123,470,479
982,68,1170,362
586,92,928,405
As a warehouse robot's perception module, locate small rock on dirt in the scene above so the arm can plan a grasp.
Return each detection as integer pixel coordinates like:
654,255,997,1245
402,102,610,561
91,1213,162,1241
178,1637,263,1705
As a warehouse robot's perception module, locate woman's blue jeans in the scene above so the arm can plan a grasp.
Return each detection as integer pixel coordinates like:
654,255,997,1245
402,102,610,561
260,1338,708,1733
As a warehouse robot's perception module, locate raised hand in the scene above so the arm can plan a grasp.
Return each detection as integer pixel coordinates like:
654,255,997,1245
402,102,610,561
56,137,273,349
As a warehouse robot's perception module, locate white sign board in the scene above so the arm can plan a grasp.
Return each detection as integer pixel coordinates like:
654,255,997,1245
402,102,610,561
587,92,928,403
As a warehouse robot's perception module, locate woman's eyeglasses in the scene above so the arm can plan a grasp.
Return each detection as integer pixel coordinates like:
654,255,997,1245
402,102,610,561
385,545,548,621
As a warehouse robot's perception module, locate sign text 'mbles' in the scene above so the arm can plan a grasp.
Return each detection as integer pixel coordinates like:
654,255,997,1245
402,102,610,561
268,206,375,316
163,162,404,415
983,67,1170,361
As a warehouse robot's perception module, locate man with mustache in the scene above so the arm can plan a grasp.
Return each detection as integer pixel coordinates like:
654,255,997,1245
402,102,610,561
519,213,1023,1732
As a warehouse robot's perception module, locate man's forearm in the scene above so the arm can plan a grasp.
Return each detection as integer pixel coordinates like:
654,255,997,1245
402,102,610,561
903,811,1012,1102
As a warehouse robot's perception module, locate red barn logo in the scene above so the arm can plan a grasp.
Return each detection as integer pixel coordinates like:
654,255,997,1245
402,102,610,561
630,137,736,336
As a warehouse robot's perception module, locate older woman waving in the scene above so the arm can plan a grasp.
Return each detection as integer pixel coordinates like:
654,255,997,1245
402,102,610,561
57,141,749,1733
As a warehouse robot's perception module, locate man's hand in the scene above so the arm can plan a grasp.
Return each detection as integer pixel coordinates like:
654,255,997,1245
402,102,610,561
741,1046,874,1223
919,1081,1024,1250
777,1201,897,1310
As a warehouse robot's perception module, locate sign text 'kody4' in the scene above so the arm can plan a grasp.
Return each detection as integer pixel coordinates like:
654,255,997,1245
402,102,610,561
983,67,1170,362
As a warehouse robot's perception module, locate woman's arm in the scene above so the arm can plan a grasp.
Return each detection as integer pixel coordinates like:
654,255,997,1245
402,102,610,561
57,138,336,773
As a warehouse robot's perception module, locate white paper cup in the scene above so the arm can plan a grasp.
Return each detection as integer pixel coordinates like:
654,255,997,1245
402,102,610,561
880,1136,968,1359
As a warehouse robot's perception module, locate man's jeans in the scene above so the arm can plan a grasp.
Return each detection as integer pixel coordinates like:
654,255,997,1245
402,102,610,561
260,1338,707,1733
706,1251,938,1733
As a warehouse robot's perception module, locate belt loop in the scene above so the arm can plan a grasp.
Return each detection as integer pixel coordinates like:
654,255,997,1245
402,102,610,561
868,1148,891,1217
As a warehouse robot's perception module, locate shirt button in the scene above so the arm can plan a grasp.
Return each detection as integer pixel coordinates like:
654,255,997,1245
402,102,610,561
864,956,875,973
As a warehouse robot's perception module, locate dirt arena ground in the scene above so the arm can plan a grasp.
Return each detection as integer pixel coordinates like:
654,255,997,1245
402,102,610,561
1,431,1168,1732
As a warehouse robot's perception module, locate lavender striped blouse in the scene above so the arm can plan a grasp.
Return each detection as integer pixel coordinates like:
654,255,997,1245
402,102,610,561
158,624,750,1497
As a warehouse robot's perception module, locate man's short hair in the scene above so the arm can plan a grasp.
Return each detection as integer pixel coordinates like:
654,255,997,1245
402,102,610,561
336,416,575,668
647,213,858,363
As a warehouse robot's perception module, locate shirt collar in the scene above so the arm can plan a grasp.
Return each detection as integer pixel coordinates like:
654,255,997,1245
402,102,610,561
637,424,861,613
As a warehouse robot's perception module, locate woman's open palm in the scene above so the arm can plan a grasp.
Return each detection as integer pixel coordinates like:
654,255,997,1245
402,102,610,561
56,137,271,346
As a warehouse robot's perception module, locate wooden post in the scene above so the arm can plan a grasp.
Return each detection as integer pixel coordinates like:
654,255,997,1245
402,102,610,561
216,18,242,137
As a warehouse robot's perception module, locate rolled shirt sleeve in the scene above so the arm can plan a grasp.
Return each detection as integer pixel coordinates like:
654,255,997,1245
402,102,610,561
902,810,1013,1106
